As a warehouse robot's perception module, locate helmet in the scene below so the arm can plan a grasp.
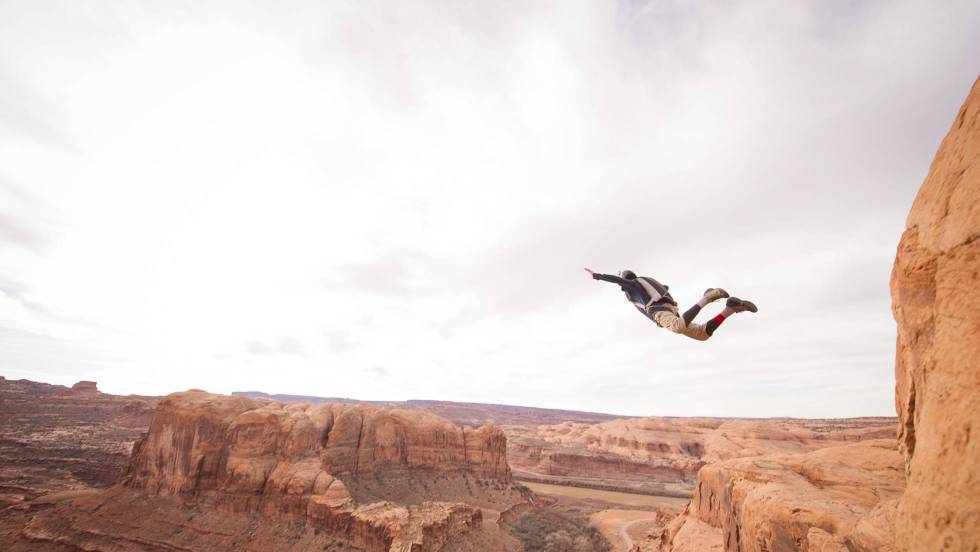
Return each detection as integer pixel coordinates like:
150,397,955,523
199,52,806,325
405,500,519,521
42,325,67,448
620,270,636,280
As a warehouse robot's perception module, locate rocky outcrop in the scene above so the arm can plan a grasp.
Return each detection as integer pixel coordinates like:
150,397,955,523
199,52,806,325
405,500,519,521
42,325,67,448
67,380,99,394
638,440,904,552
125,390,510,497
507,416,895,495
111,390,515,551
0,388,521,551
891,77,980,551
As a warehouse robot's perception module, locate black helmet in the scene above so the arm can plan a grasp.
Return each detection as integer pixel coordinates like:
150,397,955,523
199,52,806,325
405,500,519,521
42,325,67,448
620,270,636,280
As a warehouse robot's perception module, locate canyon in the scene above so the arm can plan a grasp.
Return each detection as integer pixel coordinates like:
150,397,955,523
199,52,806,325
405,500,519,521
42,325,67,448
1,388,525,551
0,377,156,509
505,416,895,497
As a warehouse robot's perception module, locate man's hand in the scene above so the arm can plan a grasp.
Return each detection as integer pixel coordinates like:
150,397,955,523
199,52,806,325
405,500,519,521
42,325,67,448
584,267,594,275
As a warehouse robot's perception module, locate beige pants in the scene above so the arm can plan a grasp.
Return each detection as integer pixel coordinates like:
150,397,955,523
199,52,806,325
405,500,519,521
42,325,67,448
652,308,710,341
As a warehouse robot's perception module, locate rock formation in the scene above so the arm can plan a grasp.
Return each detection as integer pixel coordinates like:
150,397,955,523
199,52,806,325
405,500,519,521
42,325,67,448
891,77,980,551
66,380,100,394
644,439,904,551
125,391,510,499
1,389,522,551
506,416,895,496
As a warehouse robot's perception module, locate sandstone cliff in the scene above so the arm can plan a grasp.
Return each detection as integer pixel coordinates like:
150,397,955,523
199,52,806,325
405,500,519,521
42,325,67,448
122,391,514,551
125,391,511,503
2,390,522,551
891,76,980,551
644,439,904,552
66,380,100,395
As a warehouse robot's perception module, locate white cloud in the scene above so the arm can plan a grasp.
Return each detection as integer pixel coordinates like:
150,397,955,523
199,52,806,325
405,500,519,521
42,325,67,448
0,0,977,417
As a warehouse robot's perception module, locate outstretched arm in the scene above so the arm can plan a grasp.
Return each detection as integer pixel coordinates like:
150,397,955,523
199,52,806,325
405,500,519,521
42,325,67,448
585,268,628,285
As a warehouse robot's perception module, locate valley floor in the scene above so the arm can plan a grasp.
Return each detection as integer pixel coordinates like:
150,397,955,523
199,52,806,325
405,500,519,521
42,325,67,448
519,480,688,510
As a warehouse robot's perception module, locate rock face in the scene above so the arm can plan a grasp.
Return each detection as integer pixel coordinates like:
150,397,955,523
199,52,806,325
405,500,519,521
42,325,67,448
0,382,522,552
640,440,905,552
1,389,521,552
125,391,511,499
118,391,514,551
891,77,980,551
67,380,99,394
507,416,895,496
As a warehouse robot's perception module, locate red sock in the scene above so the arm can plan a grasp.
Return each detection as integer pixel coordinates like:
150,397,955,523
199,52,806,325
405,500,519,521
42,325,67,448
705,313,727,336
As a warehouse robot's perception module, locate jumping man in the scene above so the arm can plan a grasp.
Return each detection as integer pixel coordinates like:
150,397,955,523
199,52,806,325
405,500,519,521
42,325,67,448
584,268,757,341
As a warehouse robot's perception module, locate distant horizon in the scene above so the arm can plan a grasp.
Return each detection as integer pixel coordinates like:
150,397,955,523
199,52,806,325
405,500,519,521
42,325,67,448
3,373,898,421
2,1,979,417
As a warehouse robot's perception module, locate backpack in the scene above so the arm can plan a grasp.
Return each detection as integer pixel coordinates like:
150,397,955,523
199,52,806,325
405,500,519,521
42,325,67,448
634,276,676,309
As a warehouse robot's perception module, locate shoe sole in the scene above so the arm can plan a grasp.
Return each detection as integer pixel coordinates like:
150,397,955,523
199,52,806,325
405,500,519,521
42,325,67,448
727,297,758,313
704,288,730,299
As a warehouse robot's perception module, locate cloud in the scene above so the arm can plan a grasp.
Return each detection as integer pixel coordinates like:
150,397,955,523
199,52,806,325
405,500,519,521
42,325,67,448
0,213,50,252
244,338,308,358
0,71,75,150
0,0,976,414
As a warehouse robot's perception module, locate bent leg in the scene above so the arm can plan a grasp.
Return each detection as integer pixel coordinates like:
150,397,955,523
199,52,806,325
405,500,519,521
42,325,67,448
684,288,729,326
705,297,757,336
653,311,710,341
705,306,735,336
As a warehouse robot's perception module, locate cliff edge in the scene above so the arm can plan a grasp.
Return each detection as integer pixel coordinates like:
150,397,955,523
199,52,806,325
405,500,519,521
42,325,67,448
891,76,980,551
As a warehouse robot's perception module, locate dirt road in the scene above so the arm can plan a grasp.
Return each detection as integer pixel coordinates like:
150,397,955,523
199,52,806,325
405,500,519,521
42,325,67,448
590,509,673,551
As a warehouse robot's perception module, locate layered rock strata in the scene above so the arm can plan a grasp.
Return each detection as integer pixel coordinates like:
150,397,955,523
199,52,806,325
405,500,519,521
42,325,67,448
891,76,980,551
637,439,904,551
0,377,156,507
507,416,895,495
116,390,514,551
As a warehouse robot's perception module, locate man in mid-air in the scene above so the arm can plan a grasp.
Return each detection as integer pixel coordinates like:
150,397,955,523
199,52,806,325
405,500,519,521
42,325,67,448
585,268,757,341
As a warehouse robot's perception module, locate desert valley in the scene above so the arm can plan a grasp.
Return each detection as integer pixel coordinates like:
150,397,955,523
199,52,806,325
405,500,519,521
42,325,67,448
0,374,903,551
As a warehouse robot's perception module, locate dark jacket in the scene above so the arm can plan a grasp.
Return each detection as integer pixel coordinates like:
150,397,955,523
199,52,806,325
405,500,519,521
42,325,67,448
593,272,677,316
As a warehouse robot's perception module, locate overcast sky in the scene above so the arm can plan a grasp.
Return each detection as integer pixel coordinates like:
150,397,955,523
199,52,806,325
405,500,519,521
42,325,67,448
1,1,978,418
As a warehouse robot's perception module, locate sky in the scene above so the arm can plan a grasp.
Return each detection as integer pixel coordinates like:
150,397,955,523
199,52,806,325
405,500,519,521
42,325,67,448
1,1,978,418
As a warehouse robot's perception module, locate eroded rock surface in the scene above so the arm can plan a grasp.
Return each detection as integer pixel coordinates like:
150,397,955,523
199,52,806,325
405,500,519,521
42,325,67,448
66,380,99,395
891,77,980,551
636,440,904,552
506,416,895,496
0,377,156,508
2,390,522,551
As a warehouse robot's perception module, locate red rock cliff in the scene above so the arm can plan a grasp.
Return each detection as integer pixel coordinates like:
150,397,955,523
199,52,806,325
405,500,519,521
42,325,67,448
891,77,980,551
121,391,513,551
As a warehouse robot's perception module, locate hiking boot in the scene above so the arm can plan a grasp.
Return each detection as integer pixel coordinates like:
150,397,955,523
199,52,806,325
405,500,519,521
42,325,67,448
702,288,730,303
726,297,758,313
